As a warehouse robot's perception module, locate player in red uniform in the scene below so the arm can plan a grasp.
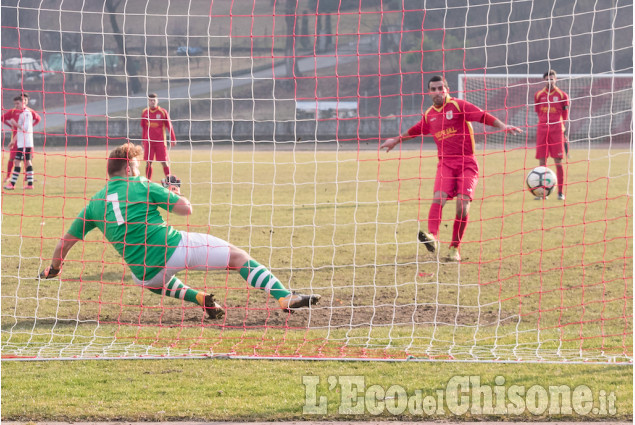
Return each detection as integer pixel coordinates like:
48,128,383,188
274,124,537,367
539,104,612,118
140,93,176,181
381,76,523,261
2,93,41,184
534,70,569,201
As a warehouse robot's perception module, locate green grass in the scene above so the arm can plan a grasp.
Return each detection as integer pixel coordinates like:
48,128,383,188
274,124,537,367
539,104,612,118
1,359,632,421
2,147,631,361
1,147,632,420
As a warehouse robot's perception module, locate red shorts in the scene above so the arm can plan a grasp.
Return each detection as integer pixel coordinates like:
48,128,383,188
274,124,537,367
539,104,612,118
433,157,479,201
535,125,565,159
143,141,169,162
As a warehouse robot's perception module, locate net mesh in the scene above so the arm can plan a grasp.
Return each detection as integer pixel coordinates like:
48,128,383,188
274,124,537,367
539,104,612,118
0,0,632,362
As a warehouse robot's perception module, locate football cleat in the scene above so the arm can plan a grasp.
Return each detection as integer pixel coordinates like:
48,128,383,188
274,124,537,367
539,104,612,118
557,194,565,201
446,246,461,262
418,231,439,253
3,182,14,190
279,292,321,313
203,293,225,319
39,265,61,279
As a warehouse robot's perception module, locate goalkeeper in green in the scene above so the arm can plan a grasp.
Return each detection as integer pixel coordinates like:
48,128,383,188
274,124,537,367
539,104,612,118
40,142,320,319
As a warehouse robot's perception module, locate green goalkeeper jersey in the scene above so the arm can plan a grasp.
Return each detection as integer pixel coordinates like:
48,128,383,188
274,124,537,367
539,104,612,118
67,175,183,281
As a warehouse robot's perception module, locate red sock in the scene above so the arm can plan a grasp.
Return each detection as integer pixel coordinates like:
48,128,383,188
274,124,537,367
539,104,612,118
451,214,469,248
163,165,171,176
556,164,564,195
428,203,443,237
146,164,153,180
6,160,14,180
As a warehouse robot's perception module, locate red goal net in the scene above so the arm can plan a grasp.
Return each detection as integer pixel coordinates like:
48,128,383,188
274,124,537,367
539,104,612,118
1,1,632,362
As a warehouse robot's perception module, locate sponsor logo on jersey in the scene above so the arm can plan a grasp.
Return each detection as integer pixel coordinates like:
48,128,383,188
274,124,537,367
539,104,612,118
434,127,457,140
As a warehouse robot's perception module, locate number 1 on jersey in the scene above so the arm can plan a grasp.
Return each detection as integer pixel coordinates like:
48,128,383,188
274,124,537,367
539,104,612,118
106,193,125,225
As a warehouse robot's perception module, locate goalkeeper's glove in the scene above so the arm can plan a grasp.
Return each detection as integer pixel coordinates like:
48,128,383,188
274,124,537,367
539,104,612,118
161,175,181,195
40,265,61,279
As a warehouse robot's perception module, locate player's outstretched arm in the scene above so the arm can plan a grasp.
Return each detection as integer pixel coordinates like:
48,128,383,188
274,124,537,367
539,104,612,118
39,232,81,278
490,118,523,135
160,176,192,215
172,197,192,216
380,132,414,152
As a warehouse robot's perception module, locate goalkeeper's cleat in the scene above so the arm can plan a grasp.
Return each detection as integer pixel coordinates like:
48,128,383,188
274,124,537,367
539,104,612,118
446,246,461,262
417,231,439,253
203,293,225,320
557,193,565,201
3,182,14,190
279,292,321,312
39,265,61,279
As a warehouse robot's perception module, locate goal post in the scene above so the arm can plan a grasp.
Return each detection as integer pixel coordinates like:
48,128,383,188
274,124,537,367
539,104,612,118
457,73,633,147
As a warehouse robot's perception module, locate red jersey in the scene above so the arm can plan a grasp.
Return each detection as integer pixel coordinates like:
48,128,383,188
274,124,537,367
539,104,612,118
407,96,494,161
534,86,569,127
141,106,176,143
2,107,41,142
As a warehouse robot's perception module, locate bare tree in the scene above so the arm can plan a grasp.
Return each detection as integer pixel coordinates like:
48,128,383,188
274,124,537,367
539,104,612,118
105,0,141,93
61,32,83,82
284,0,302,86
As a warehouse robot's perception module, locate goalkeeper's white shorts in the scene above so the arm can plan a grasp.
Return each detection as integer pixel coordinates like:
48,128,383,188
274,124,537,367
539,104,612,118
131,231,230,288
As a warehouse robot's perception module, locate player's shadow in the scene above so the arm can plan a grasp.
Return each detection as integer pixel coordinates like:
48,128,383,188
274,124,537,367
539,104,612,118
62,272,129,283
1,317,98,332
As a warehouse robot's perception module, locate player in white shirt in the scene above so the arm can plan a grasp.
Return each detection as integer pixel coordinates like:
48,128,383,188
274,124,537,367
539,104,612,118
4,106,35,190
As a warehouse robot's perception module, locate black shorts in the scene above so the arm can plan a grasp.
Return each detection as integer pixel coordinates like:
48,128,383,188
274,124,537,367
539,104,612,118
14,147,32,161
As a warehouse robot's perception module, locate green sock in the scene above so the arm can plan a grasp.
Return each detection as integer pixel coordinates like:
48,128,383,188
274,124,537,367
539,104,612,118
239,260,291,300
147,276,204,305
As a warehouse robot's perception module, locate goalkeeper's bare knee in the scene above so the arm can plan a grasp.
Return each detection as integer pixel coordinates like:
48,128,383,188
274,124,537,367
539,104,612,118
228,245,250,269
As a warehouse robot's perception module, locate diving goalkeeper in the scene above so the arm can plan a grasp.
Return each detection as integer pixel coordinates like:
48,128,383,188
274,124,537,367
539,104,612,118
40,142,320,318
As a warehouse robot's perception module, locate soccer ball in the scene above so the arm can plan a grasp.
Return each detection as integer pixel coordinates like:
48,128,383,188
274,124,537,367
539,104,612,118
526,166,557,197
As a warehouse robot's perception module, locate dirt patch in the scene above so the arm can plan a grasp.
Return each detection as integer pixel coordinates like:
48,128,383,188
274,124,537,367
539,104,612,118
91,291,505,330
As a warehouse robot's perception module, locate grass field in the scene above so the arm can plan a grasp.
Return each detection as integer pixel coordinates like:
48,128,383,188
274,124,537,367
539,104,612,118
1,146,632,420
2,146,632,361
1,359,632,421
